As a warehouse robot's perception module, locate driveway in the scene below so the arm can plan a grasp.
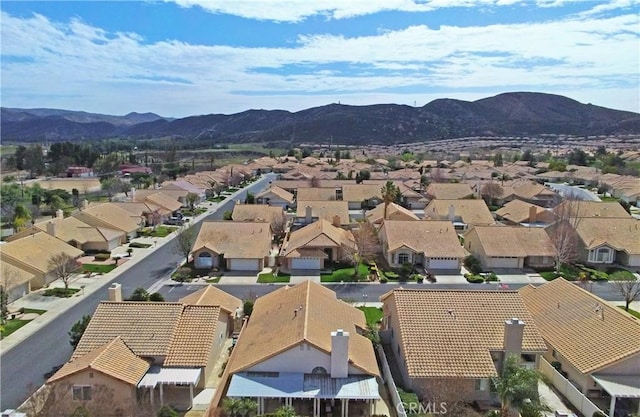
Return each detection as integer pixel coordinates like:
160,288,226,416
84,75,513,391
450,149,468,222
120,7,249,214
289,270,321,284
217,273,257,284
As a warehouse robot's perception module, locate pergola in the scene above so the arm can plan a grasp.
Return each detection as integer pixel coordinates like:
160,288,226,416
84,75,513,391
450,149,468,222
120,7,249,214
138,366,202,407
592,375,640,417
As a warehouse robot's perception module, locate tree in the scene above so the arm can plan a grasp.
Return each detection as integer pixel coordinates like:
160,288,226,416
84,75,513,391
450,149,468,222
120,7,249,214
149,292,165,302
548,196,581,272
223,210,233,220
567,148,588,166
185,192,199,210
341,222,378,277
429,167,445,183
69,315,91,348
272,406,297,417
381,180,401,220
24,144,46,176
482,182,504,207
612,280,640,312
463,255,483,275
493,354,546,417
48,253,79,290
0,265,21,325
245,191,255,204
243,300,254,316
175,224,196,263
221,397,258,417
127,287,150,301
12,203,32,232
420,174,429,191
493,152,504,167
157,406,178,417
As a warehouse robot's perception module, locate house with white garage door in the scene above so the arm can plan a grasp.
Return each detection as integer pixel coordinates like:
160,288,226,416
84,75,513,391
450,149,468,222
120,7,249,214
280,219,356,270
191,221,272,272
378,220,465,272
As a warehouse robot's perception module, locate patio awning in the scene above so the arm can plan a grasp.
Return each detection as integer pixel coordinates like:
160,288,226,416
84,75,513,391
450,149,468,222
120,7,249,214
592,374,640,398
137,366,201,388
227,372,380,399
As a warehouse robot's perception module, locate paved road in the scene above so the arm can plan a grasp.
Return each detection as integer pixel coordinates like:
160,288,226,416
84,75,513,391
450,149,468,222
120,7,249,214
159,280,622,303
546,183,601,201
0,174,276,410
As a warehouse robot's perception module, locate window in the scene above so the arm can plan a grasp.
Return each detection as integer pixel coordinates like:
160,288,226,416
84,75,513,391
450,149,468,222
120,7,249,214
72,385,92,401
596,247,611,263
311,366,328,374
475,379,489,391
398,253,410,264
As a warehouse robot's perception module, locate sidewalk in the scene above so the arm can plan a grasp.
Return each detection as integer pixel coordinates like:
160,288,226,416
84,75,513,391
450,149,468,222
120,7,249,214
1,176,271,354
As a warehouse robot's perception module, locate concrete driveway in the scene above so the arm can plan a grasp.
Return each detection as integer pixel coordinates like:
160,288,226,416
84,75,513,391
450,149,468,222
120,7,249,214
217,273,257,284
289,270,321,284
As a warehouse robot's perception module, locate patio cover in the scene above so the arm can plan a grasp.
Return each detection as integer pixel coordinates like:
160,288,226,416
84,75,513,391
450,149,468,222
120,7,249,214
592,375,640,398
227,372,379,399
137,366,202,388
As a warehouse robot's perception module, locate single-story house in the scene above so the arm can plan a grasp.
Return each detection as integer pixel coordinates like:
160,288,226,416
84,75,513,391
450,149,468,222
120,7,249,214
134,189,188,209
66,166,94,178
572,217,640,267
365,202,419,227
213,281,380,416
381,288,547,403
424,199,495,231
495,200,555,226
296,187,339,202
425,183,474,201
500,180,561,207
47,283,239,412
255,186,295,208
464,225,557,270
74,203,143,243
341,184,382,210
111,201,169,227
0,231,84,290
520,279,640,417
231,204,286,235
379,220,465,272
296,201,350,226
280,219,355,270
191,221,272,271
6,214,124,253
554,201,631,220
0,259,36,303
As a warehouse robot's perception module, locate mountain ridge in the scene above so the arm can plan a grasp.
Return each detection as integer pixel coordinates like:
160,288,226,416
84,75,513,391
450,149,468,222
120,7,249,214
2,92,639,144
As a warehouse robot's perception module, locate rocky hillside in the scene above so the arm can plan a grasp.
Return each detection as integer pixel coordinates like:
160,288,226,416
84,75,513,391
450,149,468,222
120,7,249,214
2,92,639,144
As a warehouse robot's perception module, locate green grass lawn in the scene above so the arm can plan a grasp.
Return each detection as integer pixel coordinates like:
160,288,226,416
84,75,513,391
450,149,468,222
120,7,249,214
1,309,46,339
358,307,383,324
43,287,80,298
607,268,637,281
205,277,221,283
140,225,177,238
208,196,226,202
82,264,118,274
129,242,152,248
257,272,291,283
321,263,369,282
618,306,640,319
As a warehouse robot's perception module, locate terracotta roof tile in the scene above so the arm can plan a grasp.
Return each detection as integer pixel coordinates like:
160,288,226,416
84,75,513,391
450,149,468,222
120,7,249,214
228,281,379,376
342,184,382,202
425,199,495,225
179,285,242,314
50,337,149,385
296,201,350,224
382,289,547,378
297,188,338,201
165,306,221,367
381,220,465,258
425,183,474,200
365,202,419,225
519,279,640,374
192,221,272,259
574,217,640,254
0,232,84,274
465,225,556,257
282,220,355,257
255,186,295,204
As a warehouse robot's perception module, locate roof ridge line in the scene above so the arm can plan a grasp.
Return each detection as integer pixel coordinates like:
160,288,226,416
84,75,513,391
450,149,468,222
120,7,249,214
303,281,311,341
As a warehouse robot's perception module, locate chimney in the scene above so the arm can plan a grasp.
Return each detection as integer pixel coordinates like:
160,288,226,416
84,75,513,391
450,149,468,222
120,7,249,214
475,181,482,199
332,215,341,227
503,317,525,362
448,204,456,221
46,221,57,237
331,329,349,378
305,206,312,224
108,283,122,302
529,206,537,223
55,209,64,219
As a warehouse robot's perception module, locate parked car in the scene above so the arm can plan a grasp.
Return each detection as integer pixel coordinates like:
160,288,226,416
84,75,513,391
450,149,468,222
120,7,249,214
165,217,184,226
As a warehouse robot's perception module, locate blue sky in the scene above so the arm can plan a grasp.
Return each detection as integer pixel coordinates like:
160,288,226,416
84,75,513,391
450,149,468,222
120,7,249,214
1,0,638,117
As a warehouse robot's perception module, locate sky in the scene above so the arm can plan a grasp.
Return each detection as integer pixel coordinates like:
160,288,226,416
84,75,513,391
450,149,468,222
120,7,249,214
1,0,639,118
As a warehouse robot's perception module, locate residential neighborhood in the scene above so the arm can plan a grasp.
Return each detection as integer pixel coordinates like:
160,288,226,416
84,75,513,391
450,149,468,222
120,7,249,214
2,152,640,417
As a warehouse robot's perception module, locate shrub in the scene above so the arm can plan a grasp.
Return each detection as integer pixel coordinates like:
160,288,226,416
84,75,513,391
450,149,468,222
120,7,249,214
380,276,388,283
385,271,399,279
485,272,499,282
157,406,178,417
411,274,423,283
400,262,414,279
129,242,151,248
149,292,165,302
243,301,254,316
174,267,192,282
94,253,111,261
463,255,483,275
465,274,484,284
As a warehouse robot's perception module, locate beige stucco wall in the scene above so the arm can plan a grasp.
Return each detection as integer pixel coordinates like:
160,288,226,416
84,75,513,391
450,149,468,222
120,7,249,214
411,377,489,403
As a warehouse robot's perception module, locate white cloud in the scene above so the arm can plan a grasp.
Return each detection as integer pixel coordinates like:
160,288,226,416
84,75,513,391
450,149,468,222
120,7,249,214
1,9,638,116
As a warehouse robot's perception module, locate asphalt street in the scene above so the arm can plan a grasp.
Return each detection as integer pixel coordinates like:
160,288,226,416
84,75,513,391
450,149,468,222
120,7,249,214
0,174,276,410
160,280,623,304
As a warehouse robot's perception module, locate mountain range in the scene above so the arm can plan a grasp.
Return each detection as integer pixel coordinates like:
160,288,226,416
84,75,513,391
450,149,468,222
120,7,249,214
2,92,639,145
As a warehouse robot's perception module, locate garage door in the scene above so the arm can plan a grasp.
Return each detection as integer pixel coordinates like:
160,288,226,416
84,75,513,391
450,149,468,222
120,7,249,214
489,257,520,268
291,258,322,270
229,259,260,271
428,258,460,270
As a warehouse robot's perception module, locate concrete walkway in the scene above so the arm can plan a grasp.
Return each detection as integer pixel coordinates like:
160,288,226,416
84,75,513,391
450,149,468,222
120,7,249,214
539,381,575,416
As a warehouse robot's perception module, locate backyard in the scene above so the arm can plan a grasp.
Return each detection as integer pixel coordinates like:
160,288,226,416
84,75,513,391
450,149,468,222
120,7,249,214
358,306,383,325
320,263,369,282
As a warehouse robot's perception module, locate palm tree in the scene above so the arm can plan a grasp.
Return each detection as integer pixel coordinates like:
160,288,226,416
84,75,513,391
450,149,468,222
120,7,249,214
493,354,547,417
12,203,32,232
222,398,258,417
381,180,401,220
222,398,242,417
273,406,297,417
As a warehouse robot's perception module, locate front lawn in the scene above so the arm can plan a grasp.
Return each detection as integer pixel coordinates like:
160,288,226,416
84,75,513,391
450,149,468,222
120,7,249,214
43,287,80,298
82,264,117,274
181,207,207,217
358,307,383,324
207,196,226,202
140,226,177,238
538,264,636,282
607,268,637,281
619,306,640,319
129,242,152,249
321,263,369,282
257,272,291,283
